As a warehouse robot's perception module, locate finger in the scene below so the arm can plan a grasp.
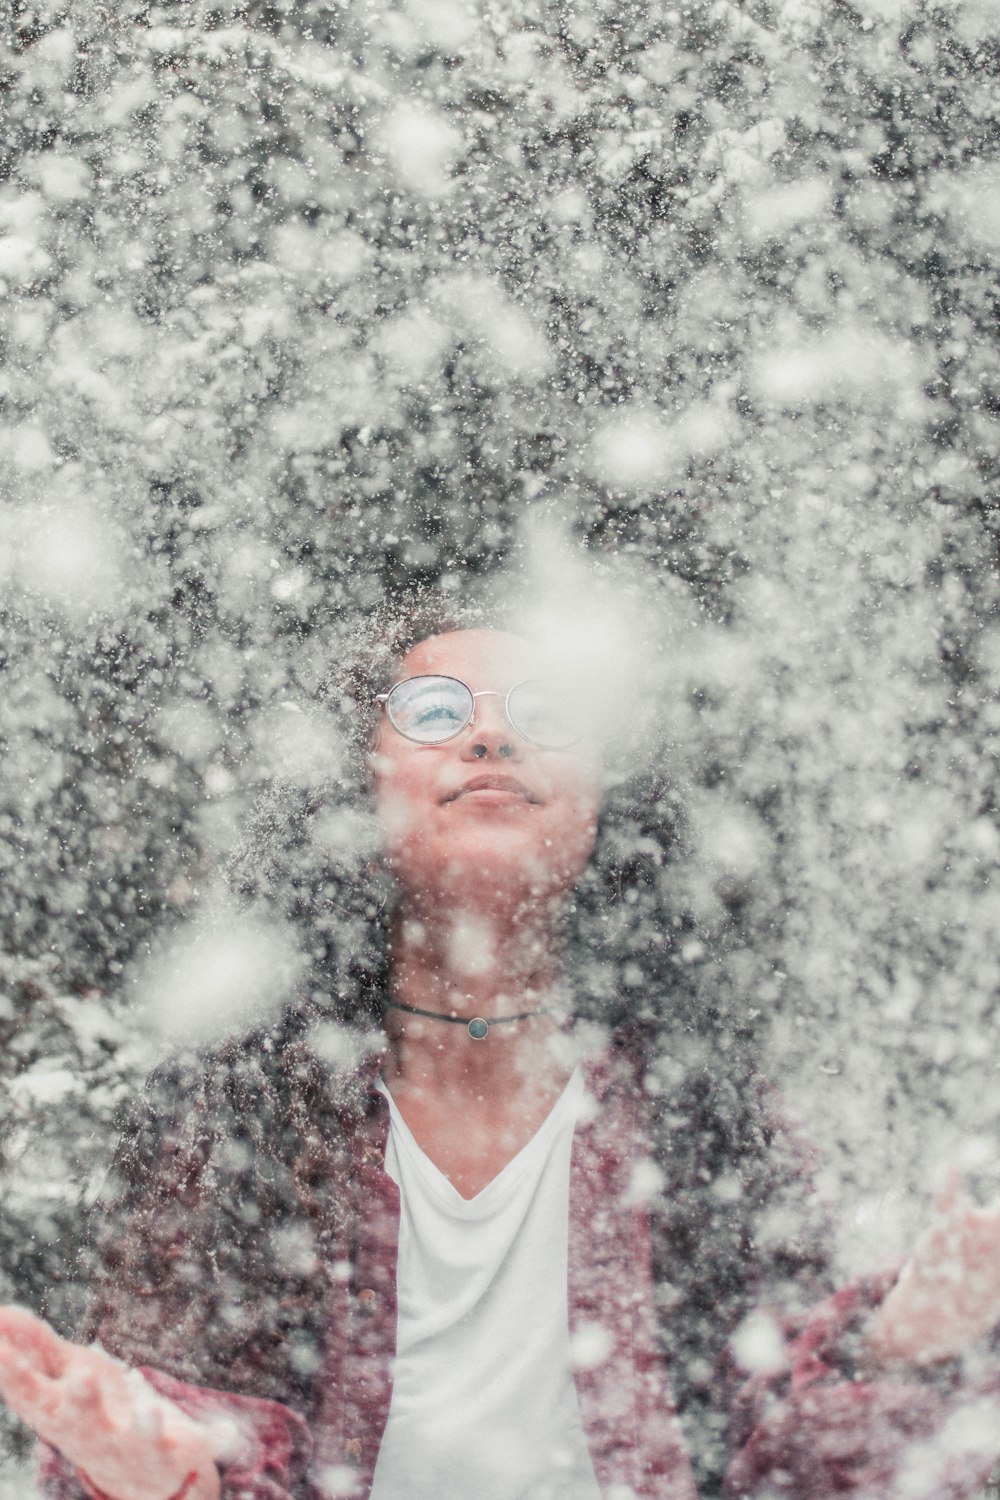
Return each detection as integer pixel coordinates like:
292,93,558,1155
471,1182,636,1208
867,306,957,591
10,1367,119,1465
71,1345,134,1410
62,1367,109,1425
973,1200,1000,1234
189,1465,222,1500
933,1164,966,1220
0,1350,64,1431
0,1308,67,1378
955,1235,1000,1297
134,1395,167,1442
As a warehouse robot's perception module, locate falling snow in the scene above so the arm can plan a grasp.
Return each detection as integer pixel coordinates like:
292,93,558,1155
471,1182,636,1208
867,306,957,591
2,0,1000,1492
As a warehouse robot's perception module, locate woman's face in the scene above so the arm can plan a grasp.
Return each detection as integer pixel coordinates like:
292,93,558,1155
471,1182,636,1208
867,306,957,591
372,629,599,911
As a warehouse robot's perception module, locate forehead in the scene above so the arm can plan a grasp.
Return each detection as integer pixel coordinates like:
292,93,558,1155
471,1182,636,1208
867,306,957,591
400,629,531,687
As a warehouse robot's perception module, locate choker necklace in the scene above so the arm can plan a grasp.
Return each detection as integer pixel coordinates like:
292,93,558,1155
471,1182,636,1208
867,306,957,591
383,996,550,1041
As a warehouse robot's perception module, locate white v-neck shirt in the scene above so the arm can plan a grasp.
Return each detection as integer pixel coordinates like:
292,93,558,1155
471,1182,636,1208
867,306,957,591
369,1068,602,1500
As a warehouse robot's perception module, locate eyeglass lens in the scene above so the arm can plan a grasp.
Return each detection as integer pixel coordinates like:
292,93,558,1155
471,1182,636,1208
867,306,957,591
386,676,475,744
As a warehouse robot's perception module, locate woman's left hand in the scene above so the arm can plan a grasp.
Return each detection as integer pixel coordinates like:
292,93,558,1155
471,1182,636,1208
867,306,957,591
864,1169,1000,1368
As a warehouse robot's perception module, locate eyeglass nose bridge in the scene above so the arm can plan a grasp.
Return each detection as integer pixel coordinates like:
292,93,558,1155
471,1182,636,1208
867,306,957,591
466,689,516,745
378,679,541,749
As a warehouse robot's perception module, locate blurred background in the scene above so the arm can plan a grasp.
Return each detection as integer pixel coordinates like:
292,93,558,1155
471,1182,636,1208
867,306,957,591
1,0,999,1478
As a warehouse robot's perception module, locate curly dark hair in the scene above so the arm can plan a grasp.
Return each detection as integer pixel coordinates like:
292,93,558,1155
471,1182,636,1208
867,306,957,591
85,592,787,1499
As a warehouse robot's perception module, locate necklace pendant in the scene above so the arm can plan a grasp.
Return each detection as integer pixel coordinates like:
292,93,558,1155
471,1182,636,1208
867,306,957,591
468,1018,489,1040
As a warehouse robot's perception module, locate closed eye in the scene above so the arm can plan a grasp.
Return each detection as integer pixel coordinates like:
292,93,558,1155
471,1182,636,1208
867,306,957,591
414,704,465,727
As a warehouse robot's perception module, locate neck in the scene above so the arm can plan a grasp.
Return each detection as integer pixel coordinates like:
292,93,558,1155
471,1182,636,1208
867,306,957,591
381,897,569,1098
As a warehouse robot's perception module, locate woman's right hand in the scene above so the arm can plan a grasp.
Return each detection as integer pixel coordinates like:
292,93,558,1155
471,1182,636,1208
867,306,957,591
863,1170,1000,1369
0,1307,221,1500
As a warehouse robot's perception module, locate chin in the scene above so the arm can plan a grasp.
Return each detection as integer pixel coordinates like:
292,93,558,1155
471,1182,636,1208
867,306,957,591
391,834,585,907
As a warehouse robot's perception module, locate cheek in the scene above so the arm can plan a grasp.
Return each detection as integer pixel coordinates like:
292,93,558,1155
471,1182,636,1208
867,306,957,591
372,753,433,852
569,801,600,865
371,744,446,864
537,783,600,876
375,786,417,852
558,767,600,838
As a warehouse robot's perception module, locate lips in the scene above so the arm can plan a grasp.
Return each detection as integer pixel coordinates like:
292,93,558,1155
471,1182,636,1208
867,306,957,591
442,774,541,804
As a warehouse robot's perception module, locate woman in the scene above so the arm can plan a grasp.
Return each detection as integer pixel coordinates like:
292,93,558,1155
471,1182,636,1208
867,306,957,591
3,597,1000,1500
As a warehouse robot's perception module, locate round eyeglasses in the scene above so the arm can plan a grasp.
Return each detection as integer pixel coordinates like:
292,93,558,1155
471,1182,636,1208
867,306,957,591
376,675,582,750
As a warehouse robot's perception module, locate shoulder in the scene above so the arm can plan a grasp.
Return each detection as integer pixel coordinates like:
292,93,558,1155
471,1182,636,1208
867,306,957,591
86,1012,382,1401
107,1009,383,1212
593,1025,821,1236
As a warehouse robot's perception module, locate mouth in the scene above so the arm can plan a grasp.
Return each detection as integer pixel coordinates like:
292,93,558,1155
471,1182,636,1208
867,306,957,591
442,774,542,805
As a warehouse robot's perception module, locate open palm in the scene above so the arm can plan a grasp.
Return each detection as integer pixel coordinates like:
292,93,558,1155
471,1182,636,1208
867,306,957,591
866,1172,1000,1368
0,1307,220,1500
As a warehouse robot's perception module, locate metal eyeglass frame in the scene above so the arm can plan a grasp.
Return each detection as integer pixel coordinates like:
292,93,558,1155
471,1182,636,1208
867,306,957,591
375,674,576,749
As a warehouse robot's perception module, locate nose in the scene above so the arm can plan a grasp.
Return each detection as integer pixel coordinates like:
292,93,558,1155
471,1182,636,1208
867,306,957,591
460,693,523,763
